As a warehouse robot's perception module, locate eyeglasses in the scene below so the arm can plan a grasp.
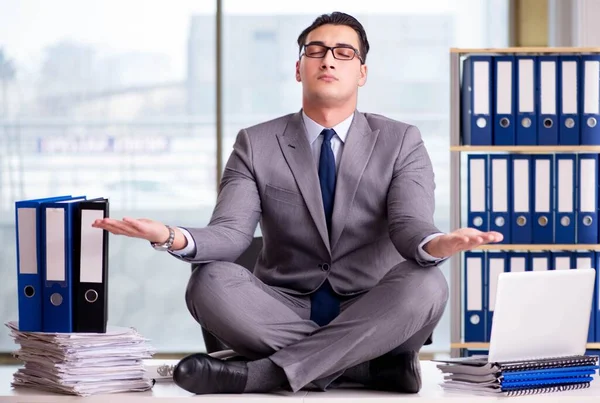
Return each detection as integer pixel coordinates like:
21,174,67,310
301,43,364,64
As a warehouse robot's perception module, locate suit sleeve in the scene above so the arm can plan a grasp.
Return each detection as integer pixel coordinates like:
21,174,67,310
387,125,442,264
168,128,261,263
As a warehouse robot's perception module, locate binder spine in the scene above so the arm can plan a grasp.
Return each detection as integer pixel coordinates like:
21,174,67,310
505,381,590,396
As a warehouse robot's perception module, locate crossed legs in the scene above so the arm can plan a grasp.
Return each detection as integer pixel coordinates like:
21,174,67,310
185,259,448,392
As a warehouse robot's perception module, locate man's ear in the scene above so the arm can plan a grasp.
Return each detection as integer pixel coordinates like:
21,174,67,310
296,60,301,82
358,64,367,87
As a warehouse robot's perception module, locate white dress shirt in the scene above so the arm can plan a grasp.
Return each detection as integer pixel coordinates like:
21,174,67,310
172,110,444,264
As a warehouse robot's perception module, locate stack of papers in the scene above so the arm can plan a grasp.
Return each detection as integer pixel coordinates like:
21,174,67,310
5,321,156,396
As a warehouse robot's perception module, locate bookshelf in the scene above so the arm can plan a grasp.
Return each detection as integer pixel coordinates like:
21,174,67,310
449,47,600,358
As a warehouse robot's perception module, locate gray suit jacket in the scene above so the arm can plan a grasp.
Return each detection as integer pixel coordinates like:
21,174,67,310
175,110,442,296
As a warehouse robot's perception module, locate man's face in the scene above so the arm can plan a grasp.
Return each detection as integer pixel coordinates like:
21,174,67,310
296,24,367,106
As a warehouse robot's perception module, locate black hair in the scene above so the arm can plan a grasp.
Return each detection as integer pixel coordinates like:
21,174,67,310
297,12,370,63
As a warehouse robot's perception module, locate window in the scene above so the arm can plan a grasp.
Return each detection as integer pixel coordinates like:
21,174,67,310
0,1,217,353
0,0,508,355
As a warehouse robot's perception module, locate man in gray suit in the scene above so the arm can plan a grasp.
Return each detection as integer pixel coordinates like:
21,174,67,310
94,11,502,395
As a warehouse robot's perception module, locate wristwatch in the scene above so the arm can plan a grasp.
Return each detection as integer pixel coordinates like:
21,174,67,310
151,225,175,251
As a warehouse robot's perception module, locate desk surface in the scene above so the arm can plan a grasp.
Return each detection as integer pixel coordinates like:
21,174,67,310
1,360,600,402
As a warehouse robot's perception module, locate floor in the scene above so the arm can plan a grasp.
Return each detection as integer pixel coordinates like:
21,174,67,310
1,360,600,402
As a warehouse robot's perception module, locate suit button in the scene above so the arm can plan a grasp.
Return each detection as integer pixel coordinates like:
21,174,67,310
321,263,330,271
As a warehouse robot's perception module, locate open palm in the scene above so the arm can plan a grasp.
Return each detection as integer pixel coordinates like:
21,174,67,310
91,217,169,244
427,227,503,258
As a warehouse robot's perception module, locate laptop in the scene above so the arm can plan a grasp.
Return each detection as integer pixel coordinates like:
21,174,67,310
486,268,595,362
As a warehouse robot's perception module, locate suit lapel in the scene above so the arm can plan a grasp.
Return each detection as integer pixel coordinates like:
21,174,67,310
330,112,380,250
276,112,331,255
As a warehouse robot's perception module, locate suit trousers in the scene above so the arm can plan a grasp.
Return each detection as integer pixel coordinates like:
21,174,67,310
185,259,449,392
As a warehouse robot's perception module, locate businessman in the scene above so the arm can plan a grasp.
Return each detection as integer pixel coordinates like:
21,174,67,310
93,11,502,395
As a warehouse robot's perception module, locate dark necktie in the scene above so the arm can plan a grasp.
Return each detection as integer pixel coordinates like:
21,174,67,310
310,128,340,326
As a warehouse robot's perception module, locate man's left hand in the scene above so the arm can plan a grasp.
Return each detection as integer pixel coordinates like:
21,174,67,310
423,228,504,259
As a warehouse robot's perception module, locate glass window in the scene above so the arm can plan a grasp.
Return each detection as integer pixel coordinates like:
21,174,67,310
0,0,509,355
0,1,217,353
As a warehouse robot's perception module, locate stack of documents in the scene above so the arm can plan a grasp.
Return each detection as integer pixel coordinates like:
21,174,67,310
6,321,155,396
435,355,599,396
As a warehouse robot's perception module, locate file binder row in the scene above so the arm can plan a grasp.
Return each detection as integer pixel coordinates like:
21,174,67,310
464,250,598,343
462,54,600,146
468,153,599,244
15,195,109,333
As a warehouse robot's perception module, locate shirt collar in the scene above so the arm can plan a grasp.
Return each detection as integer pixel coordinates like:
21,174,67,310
301,110,354,145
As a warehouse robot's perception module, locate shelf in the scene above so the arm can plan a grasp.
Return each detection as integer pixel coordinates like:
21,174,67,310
450,47,600,54
452,342,600,349
475,244,600,251
450,145,600,153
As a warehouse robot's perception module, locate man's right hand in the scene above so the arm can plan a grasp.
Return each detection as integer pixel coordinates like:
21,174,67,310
92,217,171,244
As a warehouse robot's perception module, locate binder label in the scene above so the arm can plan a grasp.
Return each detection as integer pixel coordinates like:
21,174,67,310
80,210,105,283
535,159,551,212
467,257,482,311
17,208,37,274
584,61,600,114
513,159,529,212
470,159,486,212
541,61,556,115
474,62,490,115
519,59,535,112
492,159,508,212
497,61,512,114
558,159,574,212
511,257,526,272
580,159,596,212
489,258,505,311
555,257,571,270
562,61,578,114
45,208,66,282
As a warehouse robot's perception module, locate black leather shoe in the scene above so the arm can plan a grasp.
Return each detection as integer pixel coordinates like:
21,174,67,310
368,350,421,393
173,353,248,394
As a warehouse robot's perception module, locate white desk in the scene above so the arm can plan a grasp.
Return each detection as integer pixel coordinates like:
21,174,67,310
1,361,600,402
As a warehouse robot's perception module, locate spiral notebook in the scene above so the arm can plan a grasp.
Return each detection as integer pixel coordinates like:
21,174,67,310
443,364,599,381
436,355,599,396
435,355,599,375
441,380,592,397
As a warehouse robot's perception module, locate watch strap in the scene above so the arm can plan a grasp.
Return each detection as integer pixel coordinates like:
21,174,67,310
151,225,175,250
